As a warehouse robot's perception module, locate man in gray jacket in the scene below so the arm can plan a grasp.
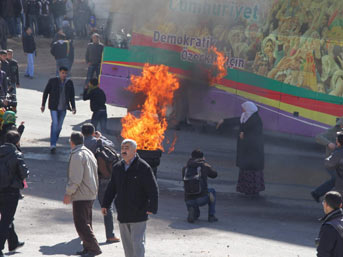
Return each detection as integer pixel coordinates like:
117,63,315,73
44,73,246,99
312,118,343,202
63,132,101,257
85,33,104,85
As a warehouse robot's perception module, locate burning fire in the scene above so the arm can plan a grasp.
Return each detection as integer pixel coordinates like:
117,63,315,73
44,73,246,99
209,46,228,85
121,64,180,151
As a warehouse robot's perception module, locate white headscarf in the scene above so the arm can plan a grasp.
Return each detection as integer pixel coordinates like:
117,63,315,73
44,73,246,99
240,101,258,123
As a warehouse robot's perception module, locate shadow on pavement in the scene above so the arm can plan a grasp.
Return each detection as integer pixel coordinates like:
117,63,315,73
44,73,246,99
39,238,82,256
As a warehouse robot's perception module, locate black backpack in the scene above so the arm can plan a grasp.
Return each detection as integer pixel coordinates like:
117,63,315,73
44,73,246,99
95,144,120,179
0,157,13,189
183,165,203,195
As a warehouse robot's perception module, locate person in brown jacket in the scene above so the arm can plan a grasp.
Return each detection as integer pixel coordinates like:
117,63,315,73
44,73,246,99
63,132,101,257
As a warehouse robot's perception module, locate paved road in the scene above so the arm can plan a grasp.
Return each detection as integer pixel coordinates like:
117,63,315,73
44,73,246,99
1,37,327,257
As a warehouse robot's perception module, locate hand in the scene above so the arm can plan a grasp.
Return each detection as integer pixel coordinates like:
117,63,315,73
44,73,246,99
94,131,102,138
63,194,71,204
41,106,45,113
216,119,224,130
328,143,336,151
239,132,244,140
146,211,153,215
72,108,76,115
101,208,108,216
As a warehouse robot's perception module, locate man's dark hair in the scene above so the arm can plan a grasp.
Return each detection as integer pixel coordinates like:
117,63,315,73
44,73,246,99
191,149,204,159
59,66,68,72
70,132,84,145
337,132,343,146
90,78,98,87
81,123,95,136
24,26,31,32
5,130,20,145
324,191,343,210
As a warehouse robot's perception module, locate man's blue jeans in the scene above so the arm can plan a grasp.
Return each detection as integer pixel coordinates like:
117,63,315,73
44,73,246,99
91,110,107,133
185,188,216,217
313,168,336,197
50,110,66,147
25,53,34,77
86,64,101,84
98,179,116,239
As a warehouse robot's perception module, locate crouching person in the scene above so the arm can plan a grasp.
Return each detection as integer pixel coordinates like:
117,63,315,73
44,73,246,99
63,132,101,257
182,149,218,223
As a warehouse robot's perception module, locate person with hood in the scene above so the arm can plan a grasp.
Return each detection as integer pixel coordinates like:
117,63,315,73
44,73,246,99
312,118,343,202
236,101,265,196
0,130,29,257
182,149,218,223
316,191,343,257
50,33,73,76
0,110,25,145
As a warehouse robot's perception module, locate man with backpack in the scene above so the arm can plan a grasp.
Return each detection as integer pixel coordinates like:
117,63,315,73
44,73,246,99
81,123,120,244
0,131,29,257
182,149,218,223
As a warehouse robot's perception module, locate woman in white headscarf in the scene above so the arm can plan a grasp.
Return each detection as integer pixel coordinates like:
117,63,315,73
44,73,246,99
236,101,265,196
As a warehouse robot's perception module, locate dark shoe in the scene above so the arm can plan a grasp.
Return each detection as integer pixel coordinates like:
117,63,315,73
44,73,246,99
50,146,56,154
76,249,87,255
106,237,120,244
187,207,195,223
81,251,101,257
311,192,320,203
208,215,218,222
24,74,30,78
9,241,25,252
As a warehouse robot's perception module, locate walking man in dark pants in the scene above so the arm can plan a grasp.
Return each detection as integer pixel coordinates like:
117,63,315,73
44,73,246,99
85,33,104,85
63,132,101,257
0,131,29,257
81,123,120,244
102,139,159,257
41,66,76,153
83,78,107,133
311,118,343,202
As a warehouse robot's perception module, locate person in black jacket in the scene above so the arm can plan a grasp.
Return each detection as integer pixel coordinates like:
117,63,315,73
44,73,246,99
6,49,20,95
182,149,218,223
101,139,158,257
0,16,8,50
50,33,73,76
236,101,265,196
0,131,29,257
41,66,76,153
22,27,36,79
25,0,40,35
0,50,10,80
316,191,343,257
83,78,107,133
0,66,8,102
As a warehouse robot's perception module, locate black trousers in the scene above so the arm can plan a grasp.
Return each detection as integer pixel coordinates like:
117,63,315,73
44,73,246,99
0,194,19,252
72,200,101,254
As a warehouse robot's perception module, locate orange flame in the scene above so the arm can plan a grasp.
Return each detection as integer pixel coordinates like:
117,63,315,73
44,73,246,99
209,46,228,85
167,133,178,154
121,64,180,151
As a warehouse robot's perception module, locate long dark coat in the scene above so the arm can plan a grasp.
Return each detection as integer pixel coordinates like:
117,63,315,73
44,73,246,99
236,112,264,170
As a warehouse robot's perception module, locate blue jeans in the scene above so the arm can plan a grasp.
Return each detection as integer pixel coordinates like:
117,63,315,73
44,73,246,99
25,53,34,77
86,64,101,84
50,110,66,147
27,14,38,35
98,179,116,239
56,58,70,76
91,110,107,133
313,168,336,197
185,188,216,217
5,17,16,37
